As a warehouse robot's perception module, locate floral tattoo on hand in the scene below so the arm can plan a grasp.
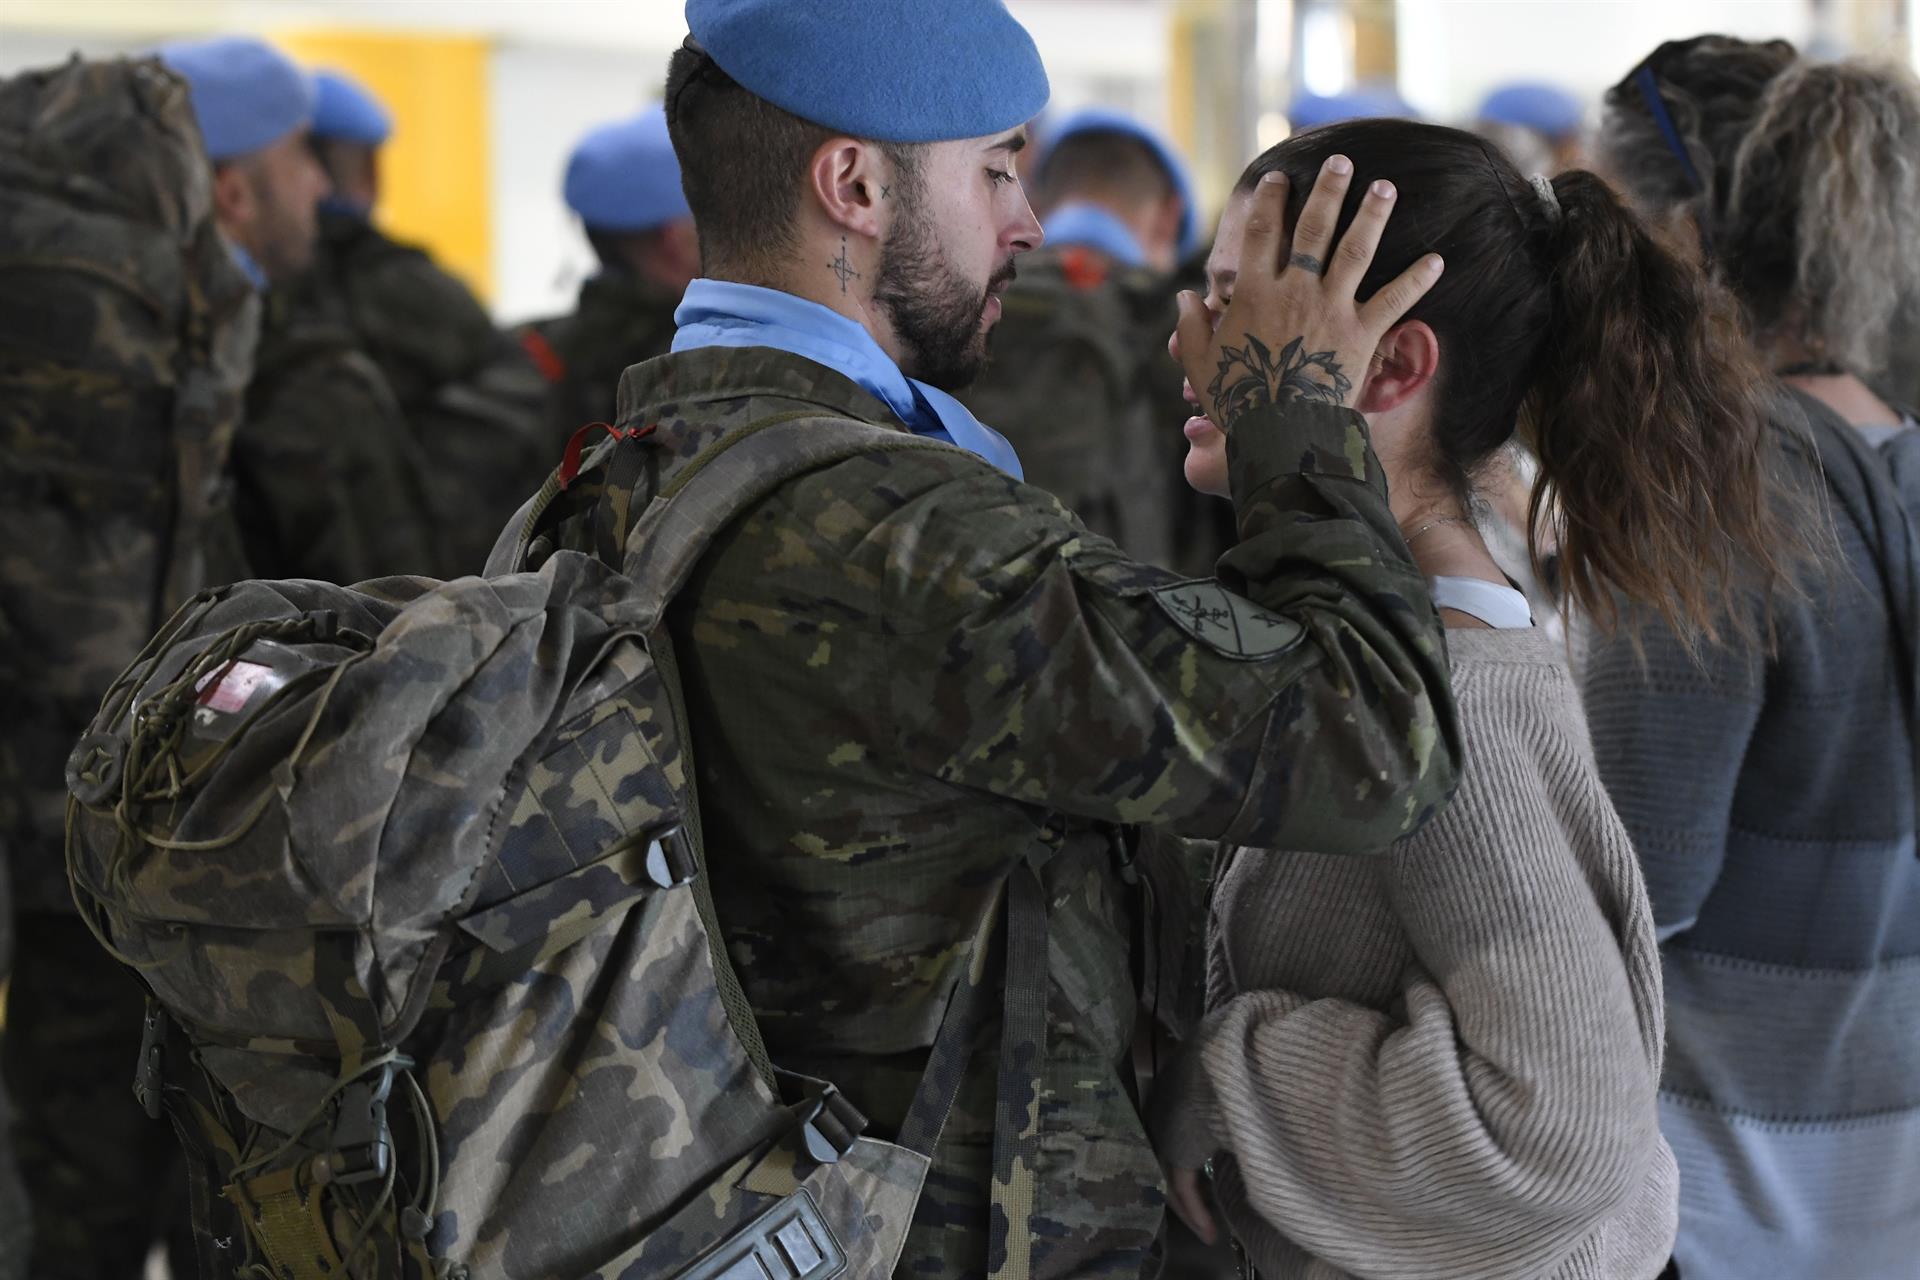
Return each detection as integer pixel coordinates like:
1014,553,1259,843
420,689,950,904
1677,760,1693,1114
1206,335,1353,428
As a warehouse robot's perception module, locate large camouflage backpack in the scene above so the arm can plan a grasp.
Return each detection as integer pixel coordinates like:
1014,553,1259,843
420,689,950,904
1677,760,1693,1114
0,56,257,913
959,245,1171,564
65,414,1038,1279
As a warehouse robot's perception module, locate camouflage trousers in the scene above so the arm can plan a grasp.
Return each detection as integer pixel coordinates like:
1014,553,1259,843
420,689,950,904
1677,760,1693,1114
2,911,191,1279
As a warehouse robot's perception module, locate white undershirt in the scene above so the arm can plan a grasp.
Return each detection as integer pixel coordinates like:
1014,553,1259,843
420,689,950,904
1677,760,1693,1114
1853,415,1918,449
1430,575,1533,629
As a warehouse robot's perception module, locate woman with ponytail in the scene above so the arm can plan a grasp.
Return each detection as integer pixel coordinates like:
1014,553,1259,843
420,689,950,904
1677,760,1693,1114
1146,119,1793,1279
1583,40,1920,1280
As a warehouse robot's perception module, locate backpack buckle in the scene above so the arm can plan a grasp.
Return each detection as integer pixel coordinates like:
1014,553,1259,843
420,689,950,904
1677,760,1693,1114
798,1084,863,1165
645,828,696,889
319,1065,396,1187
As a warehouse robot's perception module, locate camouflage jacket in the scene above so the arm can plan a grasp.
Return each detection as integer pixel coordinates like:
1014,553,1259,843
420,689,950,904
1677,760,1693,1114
553,345,1460,1278
520,267,682,446
294,210,551,575
233,292,443,583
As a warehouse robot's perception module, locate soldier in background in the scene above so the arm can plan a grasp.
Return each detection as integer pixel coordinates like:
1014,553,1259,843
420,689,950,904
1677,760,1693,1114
521,105,698,441
300,69,551,573
157,37,441,585
0,54,260,1279
959,108,1215,571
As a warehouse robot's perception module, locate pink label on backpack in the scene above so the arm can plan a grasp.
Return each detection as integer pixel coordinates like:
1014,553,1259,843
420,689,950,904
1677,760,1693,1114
195,659,276,714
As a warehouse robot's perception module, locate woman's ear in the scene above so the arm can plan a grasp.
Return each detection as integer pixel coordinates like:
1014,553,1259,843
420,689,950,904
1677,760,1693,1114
1357,318,1439,415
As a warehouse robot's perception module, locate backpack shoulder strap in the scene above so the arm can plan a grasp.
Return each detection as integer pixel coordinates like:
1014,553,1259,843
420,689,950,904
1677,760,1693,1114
622,413,959,610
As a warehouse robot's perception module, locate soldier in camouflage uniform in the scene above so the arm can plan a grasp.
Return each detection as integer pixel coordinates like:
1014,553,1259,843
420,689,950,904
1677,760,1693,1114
520,105,699,446
0,55,260,1278
161,38,441,586
961,109,1226,575
519,5,1459,1275
297,69,552,574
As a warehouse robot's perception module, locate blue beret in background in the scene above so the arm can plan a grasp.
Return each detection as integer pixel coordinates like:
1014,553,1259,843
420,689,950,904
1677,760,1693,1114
1476,82,1584,140
310,68,393,146
155,35,314,162
1288,85,1419,131
684,0,1048,143
1042,106,1199,258
564,105,691,234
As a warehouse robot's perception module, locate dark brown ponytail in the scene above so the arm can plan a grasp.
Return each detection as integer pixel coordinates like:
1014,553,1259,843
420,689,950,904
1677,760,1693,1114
1237,120,1791,644
1524,168,1780,641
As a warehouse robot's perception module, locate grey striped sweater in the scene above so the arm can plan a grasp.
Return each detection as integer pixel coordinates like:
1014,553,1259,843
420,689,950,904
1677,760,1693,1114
1581,393,1920,1280
1153,626,1677,1279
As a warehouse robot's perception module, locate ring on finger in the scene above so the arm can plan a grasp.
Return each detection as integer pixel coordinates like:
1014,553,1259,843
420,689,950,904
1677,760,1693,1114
1288,251,1326,276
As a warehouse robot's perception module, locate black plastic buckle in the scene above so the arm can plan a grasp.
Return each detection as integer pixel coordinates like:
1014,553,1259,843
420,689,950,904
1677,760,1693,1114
797,1085,861,1166
133,1000,168,1120
320,1066,395,1187
673,1189,844,1280
644,827,696,889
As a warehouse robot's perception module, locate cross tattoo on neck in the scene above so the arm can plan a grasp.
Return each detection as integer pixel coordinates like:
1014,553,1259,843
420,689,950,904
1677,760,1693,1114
828,235,860,293
880,184,892,200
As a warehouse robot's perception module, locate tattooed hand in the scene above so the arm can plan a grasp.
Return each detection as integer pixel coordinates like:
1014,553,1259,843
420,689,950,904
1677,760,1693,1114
1207,334,1354,421
1176,155,1444,433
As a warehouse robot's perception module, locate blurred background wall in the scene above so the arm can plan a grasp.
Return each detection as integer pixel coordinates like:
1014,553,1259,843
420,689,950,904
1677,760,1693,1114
2,0,1912,323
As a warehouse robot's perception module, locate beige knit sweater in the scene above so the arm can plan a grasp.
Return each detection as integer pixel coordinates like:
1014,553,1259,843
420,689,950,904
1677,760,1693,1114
1152,627,1677,1279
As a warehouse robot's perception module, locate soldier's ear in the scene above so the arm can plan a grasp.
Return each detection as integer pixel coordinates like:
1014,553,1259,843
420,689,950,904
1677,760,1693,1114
1355,319,1438,416
210,160,257,235
806,137,885,242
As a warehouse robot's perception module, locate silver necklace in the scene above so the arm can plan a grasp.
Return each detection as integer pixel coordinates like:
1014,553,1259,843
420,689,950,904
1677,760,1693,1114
1402,515,1473,544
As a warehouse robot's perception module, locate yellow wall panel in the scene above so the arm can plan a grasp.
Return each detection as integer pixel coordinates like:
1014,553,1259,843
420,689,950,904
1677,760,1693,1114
273,29,494,301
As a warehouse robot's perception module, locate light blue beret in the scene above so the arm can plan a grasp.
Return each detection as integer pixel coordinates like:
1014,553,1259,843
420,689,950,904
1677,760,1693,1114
1043,107,1199,257
1476,82,1584,140
155,36,314,162
310,69,393,146
1289,85,1418,131
564,106,691,234
685,0,1048,143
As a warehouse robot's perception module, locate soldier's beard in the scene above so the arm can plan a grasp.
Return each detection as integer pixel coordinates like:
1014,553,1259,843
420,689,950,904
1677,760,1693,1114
873,190,1015,392
242,165,318,285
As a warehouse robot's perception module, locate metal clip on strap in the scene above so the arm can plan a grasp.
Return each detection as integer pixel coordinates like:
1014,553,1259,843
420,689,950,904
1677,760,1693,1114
134,999,168,1120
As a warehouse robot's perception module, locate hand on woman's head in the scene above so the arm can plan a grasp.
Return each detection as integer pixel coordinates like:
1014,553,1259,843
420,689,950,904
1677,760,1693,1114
1169,156,1442,499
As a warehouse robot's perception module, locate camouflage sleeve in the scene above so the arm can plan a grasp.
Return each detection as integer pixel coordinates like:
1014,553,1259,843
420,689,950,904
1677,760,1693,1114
231,348,443,583
861,400,1460,853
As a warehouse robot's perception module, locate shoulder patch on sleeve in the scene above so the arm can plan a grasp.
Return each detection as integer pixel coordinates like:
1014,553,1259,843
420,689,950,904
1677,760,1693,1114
1150,579,1306,660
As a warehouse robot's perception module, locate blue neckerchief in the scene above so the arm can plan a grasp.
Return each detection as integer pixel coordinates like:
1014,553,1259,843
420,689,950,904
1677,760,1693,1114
1041,201,1148,268
671,278,1023,478
226,240,268,291
319,195,373,220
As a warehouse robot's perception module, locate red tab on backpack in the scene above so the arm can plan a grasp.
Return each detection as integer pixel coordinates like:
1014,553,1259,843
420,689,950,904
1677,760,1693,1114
559,421,656,490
